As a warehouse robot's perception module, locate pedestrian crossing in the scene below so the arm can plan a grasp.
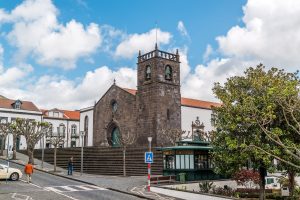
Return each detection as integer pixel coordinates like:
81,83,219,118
44,185,108,193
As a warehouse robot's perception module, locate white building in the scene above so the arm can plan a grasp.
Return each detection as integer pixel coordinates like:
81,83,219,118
0,96,81,150
42,109,80,148
79,106,93,146
0,97,42,151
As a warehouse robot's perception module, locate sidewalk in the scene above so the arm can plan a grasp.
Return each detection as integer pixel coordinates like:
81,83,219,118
1,152,231,200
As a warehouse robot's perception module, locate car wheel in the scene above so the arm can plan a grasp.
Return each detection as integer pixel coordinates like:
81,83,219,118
10,172,19,181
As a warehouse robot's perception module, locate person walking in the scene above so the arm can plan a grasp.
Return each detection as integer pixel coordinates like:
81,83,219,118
24,161,33,183
68,156,73,175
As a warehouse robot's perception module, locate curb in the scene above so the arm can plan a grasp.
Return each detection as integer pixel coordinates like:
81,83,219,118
0,158,155,200
159,186,238,200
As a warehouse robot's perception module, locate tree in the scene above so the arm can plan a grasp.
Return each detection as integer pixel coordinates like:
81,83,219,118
12,118,51,164
160,128,191,146
47,135,65,172
116,132,136,176
0,121,11,156
211,65,295,200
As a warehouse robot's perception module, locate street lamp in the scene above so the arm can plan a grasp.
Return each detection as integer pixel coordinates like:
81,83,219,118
80,131,85,176
147,137,152,152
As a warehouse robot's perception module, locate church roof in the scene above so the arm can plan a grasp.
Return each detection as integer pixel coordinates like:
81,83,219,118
122,88,221,110
0,98,41,112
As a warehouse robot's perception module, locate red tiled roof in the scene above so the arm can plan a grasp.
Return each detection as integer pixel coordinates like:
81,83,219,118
181,97,221,109
0,98,40,112
122,88,221,109
123,88,137,95
42,109,80,120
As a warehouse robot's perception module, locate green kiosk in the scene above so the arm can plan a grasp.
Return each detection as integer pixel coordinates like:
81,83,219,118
161,117,223,181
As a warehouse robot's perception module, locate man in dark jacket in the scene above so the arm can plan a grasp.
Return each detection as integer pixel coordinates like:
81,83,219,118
68,156,73,175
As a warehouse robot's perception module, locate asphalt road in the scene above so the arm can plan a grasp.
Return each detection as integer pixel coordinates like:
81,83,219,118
0,160,143,200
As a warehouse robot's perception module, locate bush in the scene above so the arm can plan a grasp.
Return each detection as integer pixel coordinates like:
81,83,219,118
233,169,260,188
212,185,236,197
198,181,214,193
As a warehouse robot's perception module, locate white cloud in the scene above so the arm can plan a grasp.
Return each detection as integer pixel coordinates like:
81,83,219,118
180,0,300,102
0,65,136,109
115,28,172,59
3,0,102,69
216,0,300,71
177,21,189,37
203,44,213,62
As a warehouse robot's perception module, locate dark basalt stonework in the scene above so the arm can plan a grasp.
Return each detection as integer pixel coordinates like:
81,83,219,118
93,48,181,147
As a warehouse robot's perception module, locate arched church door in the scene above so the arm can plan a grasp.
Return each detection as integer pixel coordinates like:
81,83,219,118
111,127,120,147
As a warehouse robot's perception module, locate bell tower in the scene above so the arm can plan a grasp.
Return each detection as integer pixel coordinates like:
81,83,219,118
136,44,181,146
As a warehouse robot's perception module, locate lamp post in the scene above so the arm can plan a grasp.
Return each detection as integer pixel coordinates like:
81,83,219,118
80,131,85,176
147,136,152,192
41,133,45,169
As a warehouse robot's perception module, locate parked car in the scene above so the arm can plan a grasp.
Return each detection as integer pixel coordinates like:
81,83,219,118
0,164,22,181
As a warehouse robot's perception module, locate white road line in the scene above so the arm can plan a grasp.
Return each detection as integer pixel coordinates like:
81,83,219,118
20,179,42,189
86,185,107,190
73,185,93,191
19,179,78,200
61,186,78,192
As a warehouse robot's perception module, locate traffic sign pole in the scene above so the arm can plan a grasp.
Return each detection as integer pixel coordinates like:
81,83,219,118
148,163,151,192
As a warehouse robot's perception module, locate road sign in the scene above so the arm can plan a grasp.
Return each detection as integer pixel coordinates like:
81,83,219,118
145,152,153,163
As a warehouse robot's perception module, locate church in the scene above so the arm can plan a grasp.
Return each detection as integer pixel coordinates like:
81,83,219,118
81,45,221,147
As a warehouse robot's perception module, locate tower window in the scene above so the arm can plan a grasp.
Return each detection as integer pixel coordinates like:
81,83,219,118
167,109,170,120
165,65,172,80
145,65,151,80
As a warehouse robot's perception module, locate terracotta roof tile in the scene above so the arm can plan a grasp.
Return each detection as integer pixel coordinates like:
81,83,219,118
123,88,137,95
42,109,80,120
181,97,221,109
0,98,40,112
121,88,221,109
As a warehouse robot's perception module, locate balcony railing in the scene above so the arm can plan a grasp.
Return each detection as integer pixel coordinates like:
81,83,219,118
46,132,65,138
71,132,79,138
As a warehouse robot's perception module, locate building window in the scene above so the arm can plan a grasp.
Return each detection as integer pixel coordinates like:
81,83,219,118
84,116,88,147
165,65,172,80
175,154,194,169
71,125,76,135
145,65,151,80
14,100,21,109
58,124,65,137
194,153,213,169
164,155,175,169
167,109,170,120
111,100,118,113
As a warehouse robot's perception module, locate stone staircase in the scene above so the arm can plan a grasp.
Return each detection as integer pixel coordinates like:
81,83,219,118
30,147,163,176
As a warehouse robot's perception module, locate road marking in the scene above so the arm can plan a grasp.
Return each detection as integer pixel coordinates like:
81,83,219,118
20,179,42,188
11,193,33,200
45,185,107,193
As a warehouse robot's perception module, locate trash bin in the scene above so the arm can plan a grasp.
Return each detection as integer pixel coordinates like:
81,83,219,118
281,187,289,197
178,173,186,183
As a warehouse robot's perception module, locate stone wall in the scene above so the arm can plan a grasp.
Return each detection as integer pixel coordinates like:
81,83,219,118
93,85,137,146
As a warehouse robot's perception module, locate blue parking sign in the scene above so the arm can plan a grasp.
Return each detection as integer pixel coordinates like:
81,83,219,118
145,152,153,163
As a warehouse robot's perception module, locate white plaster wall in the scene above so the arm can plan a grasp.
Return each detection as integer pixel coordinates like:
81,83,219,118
181,106,214,133
0,109,42,150
43,118,80,148
80,107,93,146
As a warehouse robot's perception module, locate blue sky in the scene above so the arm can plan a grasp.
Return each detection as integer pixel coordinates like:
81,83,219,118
0,0,298,109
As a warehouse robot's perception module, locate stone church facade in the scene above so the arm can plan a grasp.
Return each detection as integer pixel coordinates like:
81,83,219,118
93,45,182,147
